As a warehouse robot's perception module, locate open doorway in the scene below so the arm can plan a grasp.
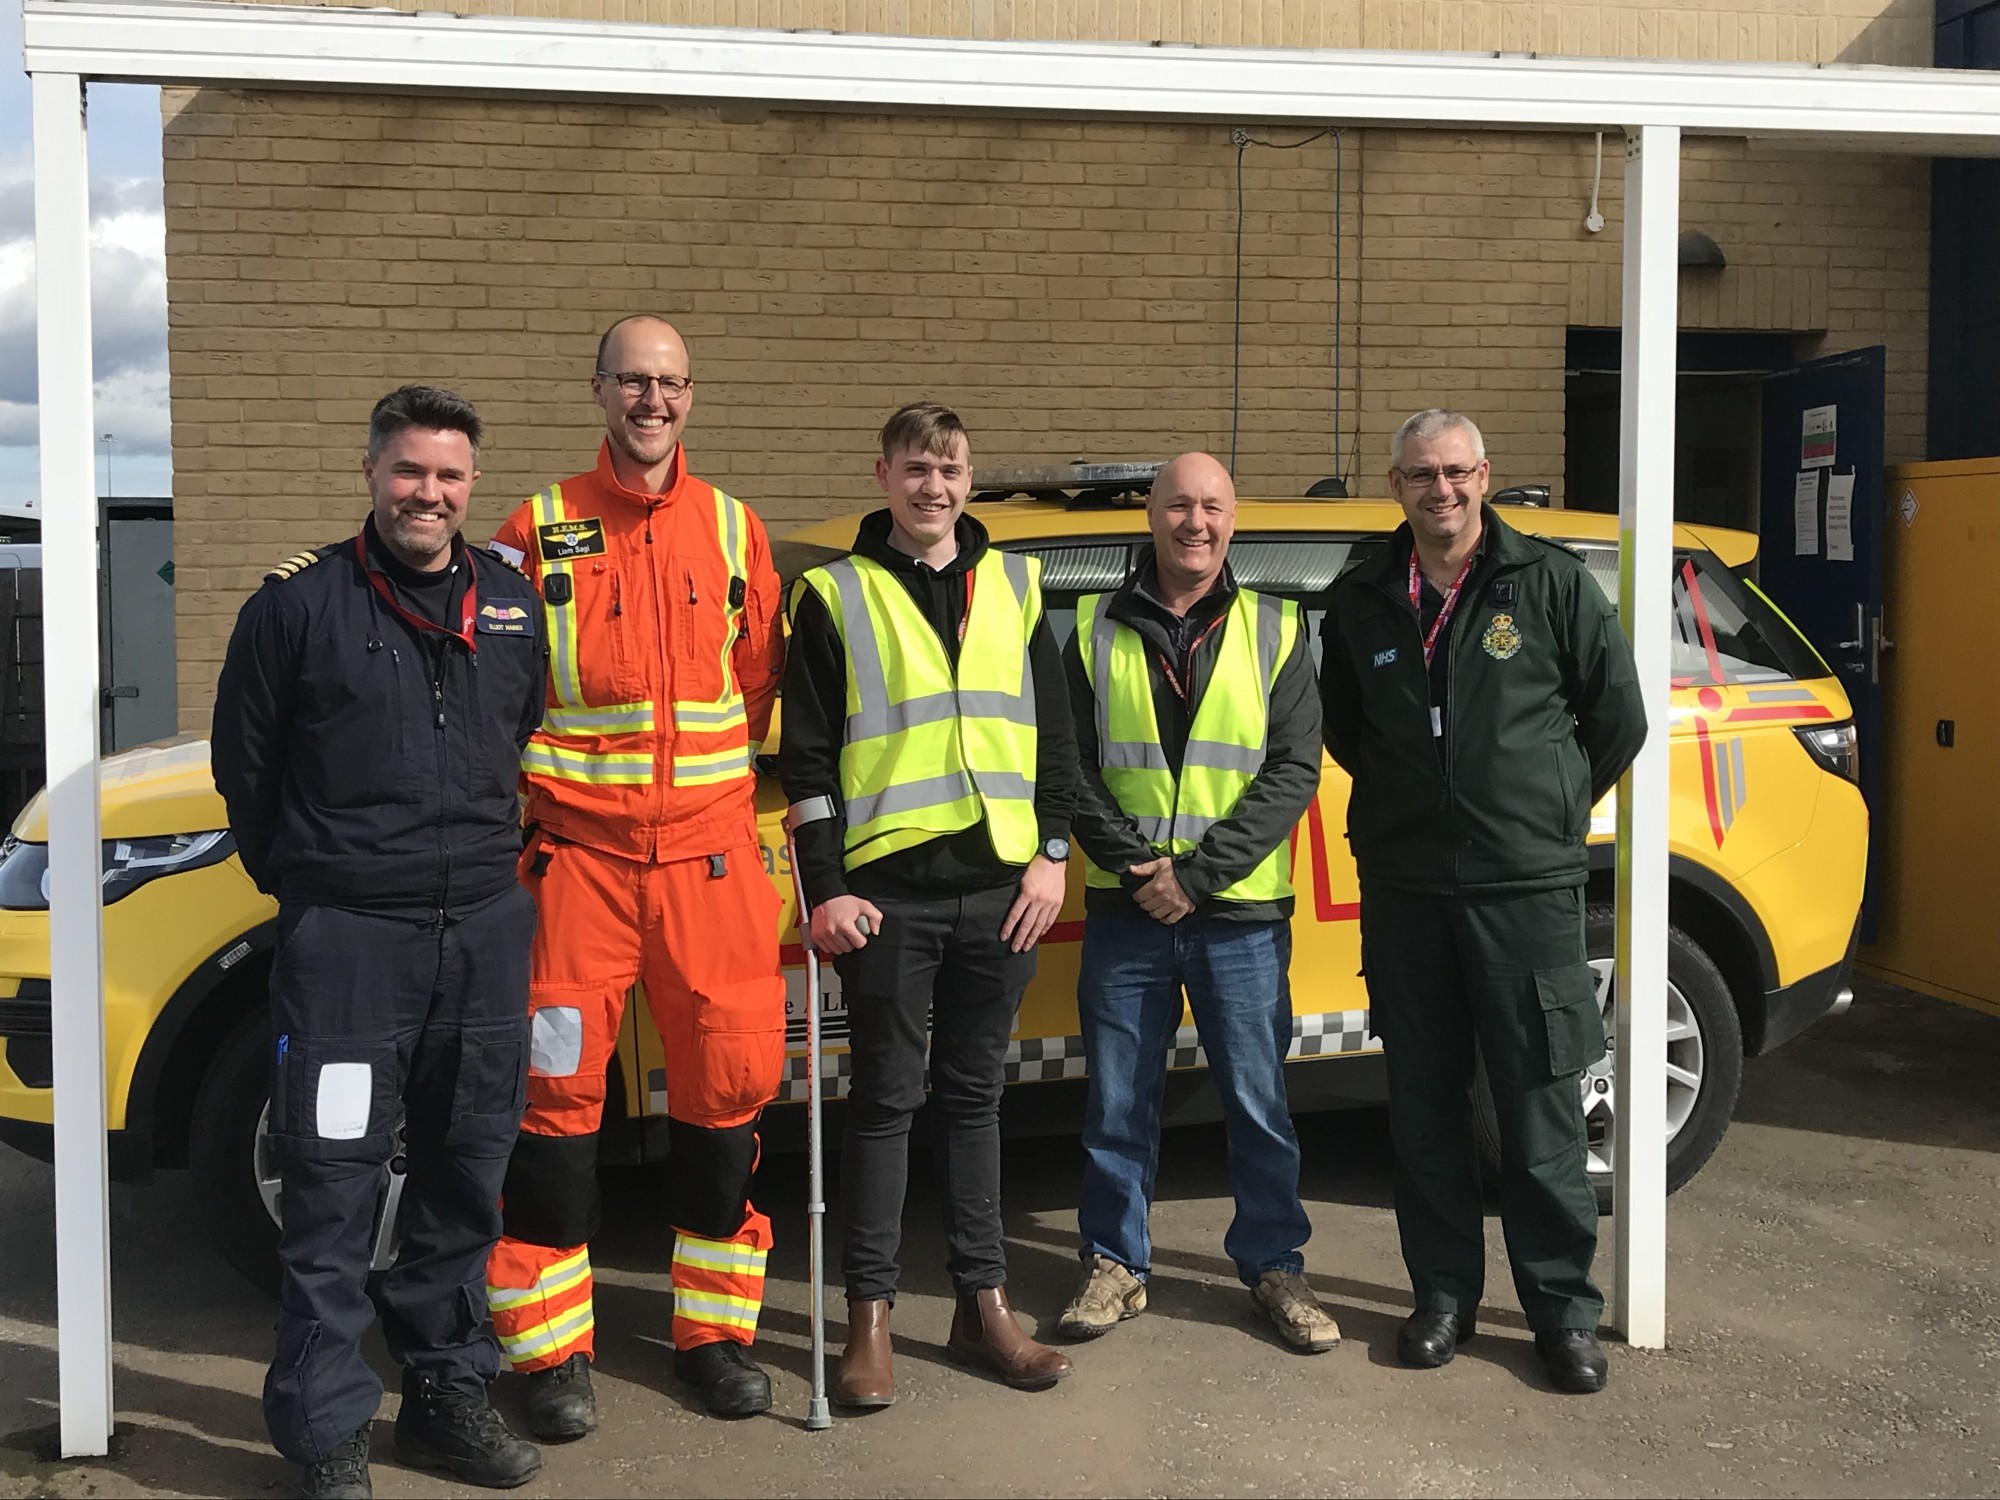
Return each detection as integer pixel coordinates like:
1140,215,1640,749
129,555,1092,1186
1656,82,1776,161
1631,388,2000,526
1565,329,1808,530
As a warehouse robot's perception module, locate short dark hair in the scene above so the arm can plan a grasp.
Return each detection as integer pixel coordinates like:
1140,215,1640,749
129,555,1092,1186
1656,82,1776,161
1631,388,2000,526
367,384,483,459
879,401,969,462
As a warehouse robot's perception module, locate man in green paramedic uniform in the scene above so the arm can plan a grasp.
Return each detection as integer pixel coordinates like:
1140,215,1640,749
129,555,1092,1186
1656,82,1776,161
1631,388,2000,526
1320,408,1647,1394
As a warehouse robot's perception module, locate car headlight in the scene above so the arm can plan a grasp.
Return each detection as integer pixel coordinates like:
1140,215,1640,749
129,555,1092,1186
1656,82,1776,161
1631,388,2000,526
1793,721,1859,784
0,830,237,911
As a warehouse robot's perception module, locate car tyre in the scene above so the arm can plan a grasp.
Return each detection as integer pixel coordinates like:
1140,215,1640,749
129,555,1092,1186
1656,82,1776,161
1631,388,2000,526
190,1010,283,1297
1471,902,1745,1212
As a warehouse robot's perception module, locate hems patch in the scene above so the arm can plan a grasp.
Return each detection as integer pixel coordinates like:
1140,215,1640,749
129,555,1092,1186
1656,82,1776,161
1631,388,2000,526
1480,613,1523,660
537,517,607,560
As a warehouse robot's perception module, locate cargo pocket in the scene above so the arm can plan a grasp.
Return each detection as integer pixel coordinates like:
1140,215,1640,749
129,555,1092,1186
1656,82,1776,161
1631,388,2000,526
272,1035,397,1158
448,1019,530,1152
684,976,787,1121
1535,962,1607,1079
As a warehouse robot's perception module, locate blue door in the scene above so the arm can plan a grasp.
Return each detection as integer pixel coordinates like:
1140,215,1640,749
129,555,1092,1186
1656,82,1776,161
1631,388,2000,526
1758,345,1885,937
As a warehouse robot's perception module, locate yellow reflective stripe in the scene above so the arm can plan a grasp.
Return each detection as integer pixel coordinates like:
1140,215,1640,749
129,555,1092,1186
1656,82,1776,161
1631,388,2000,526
671,747,752,786
533,485,585,708
498,1306,595,1364
674,1291,761,1329
672,1236,770,1277
672,697,747,731
522,742,654,785
547,702,657,736
713,490,745,700
487,1248,590,1312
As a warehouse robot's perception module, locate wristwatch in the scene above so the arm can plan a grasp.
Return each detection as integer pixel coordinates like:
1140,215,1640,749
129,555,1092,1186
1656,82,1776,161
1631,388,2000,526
1041,837,1071,863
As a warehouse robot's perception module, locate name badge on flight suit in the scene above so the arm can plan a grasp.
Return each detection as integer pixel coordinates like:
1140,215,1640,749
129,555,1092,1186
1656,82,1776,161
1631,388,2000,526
537,517,607,561
477,599,535,635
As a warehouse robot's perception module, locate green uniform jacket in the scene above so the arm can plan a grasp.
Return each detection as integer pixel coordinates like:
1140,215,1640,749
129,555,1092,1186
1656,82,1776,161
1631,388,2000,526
1320,507,1647,896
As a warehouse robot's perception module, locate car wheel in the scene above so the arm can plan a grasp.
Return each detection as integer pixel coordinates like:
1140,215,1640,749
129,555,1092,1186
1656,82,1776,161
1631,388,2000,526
189,1012,409,1297
189,1012,284,1297
1471,902,1745,1212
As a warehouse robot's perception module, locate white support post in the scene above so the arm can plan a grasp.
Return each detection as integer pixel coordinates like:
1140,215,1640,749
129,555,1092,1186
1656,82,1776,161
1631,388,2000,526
33,70,114,1457
1612,123,1678,1350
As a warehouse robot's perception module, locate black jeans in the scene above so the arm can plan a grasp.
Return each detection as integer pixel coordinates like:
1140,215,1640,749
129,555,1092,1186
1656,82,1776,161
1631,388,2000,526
262,883,533,1467
833,881,1036,1302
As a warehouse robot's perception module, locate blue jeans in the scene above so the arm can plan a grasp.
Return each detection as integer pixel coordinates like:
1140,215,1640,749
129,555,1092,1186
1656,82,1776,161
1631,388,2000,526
1075,912,1312,1287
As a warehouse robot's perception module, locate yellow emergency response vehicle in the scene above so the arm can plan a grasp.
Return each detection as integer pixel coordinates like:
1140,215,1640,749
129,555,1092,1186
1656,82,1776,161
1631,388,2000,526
0,479,1864,1291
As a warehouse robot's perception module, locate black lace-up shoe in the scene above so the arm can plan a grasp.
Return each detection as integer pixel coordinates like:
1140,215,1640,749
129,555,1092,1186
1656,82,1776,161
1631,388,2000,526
1396,1310,1476,1369
299,1424,372,1499
393,1369,542,1489
673,1341,772,1417
1535,1328,1609,1393
523,1351,597,1442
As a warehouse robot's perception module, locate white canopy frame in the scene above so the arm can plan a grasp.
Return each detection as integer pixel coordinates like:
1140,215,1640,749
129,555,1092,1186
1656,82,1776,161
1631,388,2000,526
23,0,2000,1458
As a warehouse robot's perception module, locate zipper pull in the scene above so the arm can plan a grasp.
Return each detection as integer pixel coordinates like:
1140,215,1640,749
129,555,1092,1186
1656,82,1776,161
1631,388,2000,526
276,1034,289,1066
612,573,623,618
687,571,698,606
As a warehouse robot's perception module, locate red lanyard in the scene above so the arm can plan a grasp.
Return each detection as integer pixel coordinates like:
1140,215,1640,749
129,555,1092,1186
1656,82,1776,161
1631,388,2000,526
1408,546,1476,668
1158,613,1227,705
958,566,976,644
357,533,479,651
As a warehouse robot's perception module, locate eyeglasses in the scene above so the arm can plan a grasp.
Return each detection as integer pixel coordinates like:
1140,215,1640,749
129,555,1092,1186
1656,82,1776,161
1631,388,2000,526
599,371,693,399
1393,464,1482,487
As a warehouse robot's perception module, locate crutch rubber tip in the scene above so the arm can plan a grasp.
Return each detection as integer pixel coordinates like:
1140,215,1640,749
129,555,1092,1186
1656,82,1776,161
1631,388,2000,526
855,915,873,937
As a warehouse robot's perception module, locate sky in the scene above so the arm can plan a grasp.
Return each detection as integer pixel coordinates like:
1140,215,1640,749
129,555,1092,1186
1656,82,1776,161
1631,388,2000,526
2,0,170,512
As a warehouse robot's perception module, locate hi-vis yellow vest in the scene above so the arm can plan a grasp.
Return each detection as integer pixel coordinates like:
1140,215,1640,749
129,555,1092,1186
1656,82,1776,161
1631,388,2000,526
1076,587,1298,903
801,550,1042,870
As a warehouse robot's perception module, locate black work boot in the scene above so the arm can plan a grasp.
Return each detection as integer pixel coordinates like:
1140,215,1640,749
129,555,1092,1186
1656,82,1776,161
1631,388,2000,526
673,1340,772,1417
393,1368,542,1490
299,1423,372,1499
522,1351,597,1442
1535,1328,1610,1394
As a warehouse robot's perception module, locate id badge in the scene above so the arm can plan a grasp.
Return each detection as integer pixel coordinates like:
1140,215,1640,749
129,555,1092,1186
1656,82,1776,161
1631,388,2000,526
1431,706,1443,739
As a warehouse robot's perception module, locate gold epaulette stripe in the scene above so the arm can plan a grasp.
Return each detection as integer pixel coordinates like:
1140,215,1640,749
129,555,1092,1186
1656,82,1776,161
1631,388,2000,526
263,551,323,583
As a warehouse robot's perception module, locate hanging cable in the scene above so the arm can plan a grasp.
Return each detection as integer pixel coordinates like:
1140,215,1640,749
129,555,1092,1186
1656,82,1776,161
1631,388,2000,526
1229,126,1339,481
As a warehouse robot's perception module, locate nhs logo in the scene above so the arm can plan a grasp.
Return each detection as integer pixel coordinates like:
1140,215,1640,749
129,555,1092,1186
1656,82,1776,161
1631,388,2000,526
1372,647,1398,669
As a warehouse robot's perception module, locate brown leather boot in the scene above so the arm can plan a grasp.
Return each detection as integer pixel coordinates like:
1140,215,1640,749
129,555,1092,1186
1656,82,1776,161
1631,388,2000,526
945,1285,1073,1390
831,1299,895,1409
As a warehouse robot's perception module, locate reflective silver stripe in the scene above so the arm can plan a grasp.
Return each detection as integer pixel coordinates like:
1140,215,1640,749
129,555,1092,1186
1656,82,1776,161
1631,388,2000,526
851,690,959,741
1182,739,1265,775
1089,595,1119,755
533,486,584,709
1101,739,1170,771
968,768,1037,804
546,703,655,736
1136,812,1218,844
785,795,837,829
844,770,974,829
819,559,890,725
998,550,1031,611
1256,592,1284,687
719,490,743,575
954,689,1036,726
673,697,747,729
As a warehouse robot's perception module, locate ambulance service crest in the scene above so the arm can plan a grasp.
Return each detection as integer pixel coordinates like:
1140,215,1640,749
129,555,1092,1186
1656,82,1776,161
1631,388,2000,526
1480,612,1523,660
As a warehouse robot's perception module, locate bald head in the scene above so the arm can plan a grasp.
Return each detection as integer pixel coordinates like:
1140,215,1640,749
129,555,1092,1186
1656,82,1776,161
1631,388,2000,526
596,314,689,377
1152,450,1235,509
1147,451,1237,607
593,315,696,492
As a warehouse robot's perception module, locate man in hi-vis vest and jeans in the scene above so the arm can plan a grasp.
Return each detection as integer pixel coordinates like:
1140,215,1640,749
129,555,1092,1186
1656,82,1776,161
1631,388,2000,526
1057,451,1338,1354
780,402,1079,1408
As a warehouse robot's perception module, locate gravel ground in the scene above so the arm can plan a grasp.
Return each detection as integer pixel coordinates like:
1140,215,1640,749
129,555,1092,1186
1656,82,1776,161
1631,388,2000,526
2,971,1994,1498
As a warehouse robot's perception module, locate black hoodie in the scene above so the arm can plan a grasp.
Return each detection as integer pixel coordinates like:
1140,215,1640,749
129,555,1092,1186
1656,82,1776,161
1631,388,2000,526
779,509,1078,908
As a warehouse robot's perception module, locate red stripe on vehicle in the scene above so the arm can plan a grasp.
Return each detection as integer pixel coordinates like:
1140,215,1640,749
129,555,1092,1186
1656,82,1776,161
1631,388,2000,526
1726,705,1835,723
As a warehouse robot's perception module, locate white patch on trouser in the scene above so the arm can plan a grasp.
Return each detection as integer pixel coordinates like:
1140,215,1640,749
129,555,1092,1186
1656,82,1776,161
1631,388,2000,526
530,1007,584,1078
315,1062,372,1140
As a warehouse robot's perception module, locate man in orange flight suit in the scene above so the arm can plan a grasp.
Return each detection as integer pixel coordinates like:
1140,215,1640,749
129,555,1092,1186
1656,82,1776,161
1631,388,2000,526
484,315,787,1437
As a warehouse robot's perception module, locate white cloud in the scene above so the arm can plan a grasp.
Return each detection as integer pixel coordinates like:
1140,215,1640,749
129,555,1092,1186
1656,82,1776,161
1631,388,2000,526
0,151,171,464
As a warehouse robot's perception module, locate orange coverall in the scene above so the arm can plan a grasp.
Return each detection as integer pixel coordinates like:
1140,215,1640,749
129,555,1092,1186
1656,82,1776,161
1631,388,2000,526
483,441,786,1371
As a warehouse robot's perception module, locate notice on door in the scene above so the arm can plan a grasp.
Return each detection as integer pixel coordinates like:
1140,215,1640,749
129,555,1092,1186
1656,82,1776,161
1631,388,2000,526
1793,469,1821,556
1825,471,1856,562
1801,404,1838,468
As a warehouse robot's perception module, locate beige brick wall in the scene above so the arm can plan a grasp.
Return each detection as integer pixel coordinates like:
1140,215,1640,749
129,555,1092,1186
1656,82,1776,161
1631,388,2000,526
203,0,1933,65
164,89,1929,728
